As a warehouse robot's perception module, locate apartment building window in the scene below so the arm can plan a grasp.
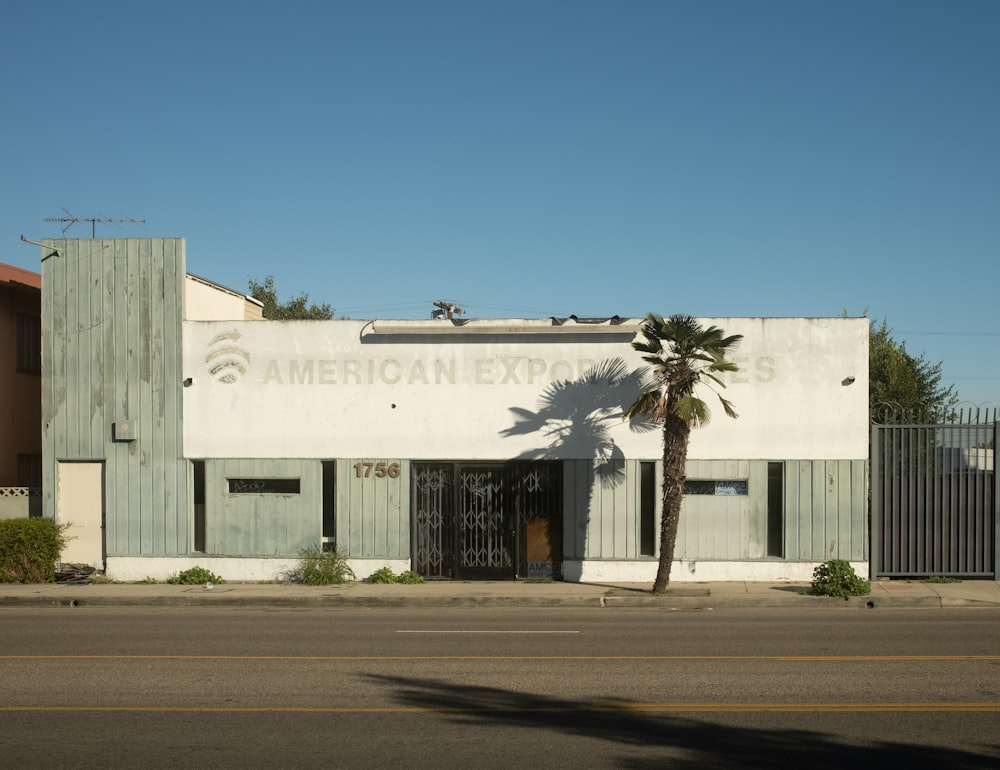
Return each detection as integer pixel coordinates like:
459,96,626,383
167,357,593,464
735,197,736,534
16,314,41,374
17,454,42,487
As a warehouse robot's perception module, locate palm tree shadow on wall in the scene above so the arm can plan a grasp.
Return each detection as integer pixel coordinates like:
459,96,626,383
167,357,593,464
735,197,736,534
500,358,656,566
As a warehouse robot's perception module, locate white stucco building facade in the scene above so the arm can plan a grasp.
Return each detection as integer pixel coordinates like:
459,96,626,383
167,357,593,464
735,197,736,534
40,239,870,583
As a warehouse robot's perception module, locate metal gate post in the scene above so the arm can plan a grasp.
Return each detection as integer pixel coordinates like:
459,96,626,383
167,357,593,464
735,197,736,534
994,421,999,579
870,423,882,578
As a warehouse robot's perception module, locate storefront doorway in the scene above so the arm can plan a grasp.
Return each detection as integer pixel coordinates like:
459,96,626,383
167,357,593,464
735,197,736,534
411,462,562,580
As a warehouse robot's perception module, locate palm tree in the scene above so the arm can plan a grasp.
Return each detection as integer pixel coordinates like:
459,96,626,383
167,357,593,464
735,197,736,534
624,313,743,593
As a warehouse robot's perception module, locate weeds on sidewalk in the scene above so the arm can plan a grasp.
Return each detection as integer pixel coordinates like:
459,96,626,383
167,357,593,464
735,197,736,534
167,566,225,585
286,545,355,585
365,567,425,584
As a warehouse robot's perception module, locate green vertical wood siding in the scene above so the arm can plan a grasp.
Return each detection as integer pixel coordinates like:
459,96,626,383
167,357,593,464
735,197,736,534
564,458,867,562
203,458,319,556
782,459,868,561
42,239,189,556
336,458,408,559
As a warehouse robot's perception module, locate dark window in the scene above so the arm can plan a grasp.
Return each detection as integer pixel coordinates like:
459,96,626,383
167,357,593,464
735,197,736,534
322,461,336,549
16,314,41,374
684,479,748,496
193,461,206,552
17,454,42,487
767,462,784,557
639,462,655,556
227,478,301,494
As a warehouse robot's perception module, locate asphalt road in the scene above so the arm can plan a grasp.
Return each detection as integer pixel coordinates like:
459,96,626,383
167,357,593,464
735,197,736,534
2,606,999,769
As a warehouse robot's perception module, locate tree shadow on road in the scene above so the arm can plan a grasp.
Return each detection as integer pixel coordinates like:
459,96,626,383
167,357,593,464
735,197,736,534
366,672,1000,769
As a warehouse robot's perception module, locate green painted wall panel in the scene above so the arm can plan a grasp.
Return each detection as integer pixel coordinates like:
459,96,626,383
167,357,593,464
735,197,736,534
203,458,319,556
337,457,407,559
784,463,800,560
562,461,579,558
42,239,189,557
573,458,870,563
781,459,868,562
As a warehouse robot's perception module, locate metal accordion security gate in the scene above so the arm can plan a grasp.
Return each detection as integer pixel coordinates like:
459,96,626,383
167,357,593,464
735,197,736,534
411,462,563,580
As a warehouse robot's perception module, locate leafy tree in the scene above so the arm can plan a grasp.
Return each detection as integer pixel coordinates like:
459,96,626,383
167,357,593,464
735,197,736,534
248,276,333,320
869,317,957,422
624,314,742,593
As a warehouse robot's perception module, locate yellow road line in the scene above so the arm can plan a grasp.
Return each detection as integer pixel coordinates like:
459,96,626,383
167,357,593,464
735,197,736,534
2,654,999,661
0,703,998,713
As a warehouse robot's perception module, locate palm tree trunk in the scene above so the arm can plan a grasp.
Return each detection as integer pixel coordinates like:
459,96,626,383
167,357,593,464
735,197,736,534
652,413,690,593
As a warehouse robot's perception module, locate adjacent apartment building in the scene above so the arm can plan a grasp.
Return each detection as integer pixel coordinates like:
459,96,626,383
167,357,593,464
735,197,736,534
0,262,42,518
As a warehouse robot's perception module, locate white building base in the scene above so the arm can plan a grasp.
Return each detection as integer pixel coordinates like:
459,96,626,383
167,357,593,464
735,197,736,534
107,557,870,583
563,559,871,583
106,557,412,583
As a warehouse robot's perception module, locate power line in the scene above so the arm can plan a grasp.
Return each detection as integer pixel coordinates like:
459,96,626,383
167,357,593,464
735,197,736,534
898,330,1000,337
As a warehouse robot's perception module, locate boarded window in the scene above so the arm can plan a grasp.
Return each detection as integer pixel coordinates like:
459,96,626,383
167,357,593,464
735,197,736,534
227,478,301,494
684,479,748,496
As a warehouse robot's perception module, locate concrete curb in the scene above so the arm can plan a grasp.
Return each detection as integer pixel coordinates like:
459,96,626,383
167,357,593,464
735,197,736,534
0,592,995,610
0,594,606,609
2,580,999,610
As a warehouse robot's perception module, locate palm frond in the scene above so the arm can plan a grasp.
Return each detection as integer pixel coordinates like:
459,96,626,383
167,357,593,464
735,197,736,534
623,389,667,424
675,395,711,428
702,371,727,390
718,395,739,419
628,312,742,429
707,359,740,373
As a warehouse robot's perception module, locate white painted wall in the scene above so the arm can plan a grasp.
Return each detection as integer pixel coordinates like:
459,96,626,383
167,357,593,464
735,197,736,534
182,317,869,461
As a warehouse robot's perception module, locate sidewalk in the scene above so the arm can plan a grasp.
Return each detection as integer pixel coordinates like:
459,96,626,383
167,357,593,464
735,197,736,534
2,578,1000,609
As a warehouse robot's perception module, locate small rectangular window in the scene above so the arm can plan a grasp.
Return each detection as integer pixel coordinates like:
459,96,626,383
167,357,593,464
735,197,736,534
16,314,41,374
227,478,301,494
683,479,748,496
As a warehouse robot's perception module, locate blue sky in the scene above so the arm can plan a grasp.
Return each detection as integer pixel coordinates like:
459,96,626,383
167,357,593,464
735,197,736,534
3,0,998,406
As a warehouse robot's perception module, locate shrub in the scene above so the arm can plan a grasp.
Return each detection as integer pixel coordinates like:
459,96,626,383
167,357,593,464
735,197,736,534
166,566,224,585
365,567,426,584
0,518,70,583
397,570,425,584
366,566,398,584
286,545,355,585
810,559,871,597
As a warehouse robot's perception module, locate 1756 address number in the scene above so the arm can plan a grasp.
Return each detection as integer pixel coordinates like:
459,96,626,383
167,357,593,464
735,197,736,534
353,461,401,479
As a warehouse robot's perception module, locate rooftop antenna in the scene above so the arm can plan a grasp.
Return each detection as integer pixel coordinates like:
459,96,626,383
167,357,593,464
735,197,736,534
43,208,146,237
432,300,464,320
